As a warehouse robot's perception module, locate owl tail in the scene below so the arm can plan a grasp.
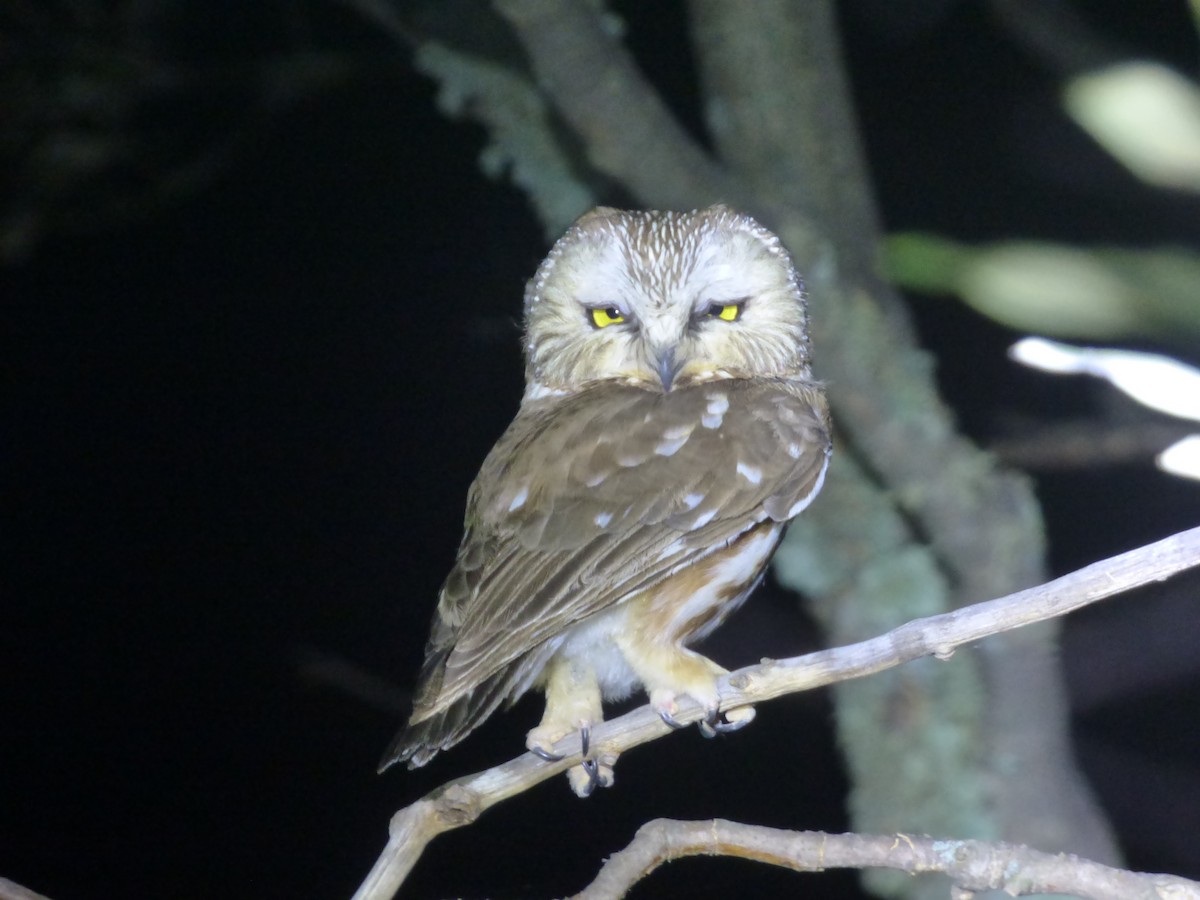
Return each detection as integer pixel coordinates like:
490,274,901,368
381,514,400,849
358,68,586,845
376,663,523,773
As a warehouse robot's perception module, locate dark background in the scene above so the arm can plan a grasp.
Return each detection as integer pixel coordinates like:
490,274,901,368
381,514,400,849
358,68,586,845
5,2,1200,898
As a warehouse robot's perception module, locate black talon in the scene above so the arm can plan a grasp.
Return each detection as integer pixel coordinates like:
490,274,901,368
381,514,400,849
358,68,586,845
531,745,564,762
579,756,602,796
699,708,722,738
710,714,751,734
701,708,751,736
576,725,604,796
658,709,688,730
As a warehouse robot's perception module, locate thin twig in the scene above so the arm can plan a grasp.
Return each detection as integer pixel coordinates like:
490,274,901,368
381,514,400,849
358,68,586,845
350,524,1200,900
569,818,1200,900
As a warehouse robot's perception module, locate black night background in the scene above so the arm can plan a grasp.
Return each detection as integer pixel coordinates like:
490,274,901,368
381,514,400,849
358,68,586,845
5,2,1200,898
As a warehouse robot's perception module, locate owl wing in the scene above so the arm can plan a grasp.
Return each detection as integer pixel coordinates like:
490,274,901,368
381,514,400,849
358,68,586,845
388,378,829,768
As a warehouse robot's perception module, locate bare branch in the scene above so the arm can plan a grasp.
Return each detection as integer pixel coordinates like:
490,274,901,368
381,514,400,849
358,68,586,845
351,525,1200,900
338,0,596,238
492,0,741,209
412,41,595,238
688,0,883,278
569,818,1200,900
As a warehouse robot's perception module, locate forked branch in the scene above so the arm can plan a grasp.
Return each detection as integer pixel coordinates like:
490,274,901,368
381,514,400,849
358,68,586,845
351,524,1200,900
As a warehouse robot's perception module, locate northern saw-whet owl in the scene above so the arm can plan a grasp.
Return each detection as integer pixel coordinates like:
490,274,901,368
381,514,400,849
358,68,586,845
380,205,831,796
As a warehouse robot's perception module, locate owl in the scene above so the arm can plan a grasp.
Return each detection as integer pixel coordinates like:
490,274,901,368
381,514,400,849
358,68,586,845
380,205,831,796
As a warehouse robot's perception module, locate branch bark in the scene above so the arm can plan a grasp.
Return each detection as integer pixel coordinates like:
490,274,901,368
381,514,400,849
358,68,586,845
351,525,1200,900
688,0,884,282
493,0,740,209
570,818,1200,900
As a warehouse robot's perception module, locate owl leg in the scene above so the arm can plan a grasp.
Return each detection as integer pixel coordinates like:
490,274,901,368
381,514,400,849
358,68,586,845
614,636,756,738
526,655,616,797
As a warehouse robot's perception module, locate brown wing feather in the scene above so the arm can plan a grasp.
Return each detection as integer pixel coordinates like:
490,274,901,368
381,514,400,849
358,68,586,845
384,377,829,769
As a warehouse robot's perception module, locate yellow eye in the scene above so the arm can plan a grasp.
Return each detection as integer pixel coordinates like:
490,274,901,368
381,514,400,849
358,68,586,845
590,307,626,329
707,302,743,322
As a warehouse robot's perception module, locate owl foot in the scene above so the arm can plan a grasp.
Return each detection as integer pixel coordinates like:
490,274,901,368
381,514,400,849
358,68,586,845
698,705,756,738
651,687,756,738
527,722,617,797
658,708,689,730
570,749,616,797
526,721,586,761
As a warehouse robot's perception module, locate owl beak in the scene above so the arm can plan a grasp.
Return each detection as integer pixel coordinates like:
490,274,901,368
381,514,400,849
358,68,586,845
654,346,682,392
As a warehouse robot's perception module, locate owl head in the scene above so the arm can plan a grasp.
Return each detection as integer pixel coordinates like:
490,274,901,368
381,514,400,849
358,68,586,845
522,205,811,398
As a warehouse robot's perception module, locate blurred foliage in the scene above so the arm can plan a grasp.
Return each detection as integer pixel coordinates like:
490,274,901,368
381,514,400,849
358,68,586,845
889,56,1200,347
887,234,1200,343
1065,62,1200,194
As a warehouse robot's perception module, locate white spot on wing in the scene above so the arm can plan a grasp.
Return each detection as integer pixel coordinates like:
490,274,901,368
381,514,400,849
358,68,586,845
655,435,689,456
594,511,613,528
662,423,694,439
787,443,803,459
683,492,704,510
508,486,529,511
736,461,762,484
585,472,607,487
616,450,649,467
702,392,729,429
691,508,718,529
